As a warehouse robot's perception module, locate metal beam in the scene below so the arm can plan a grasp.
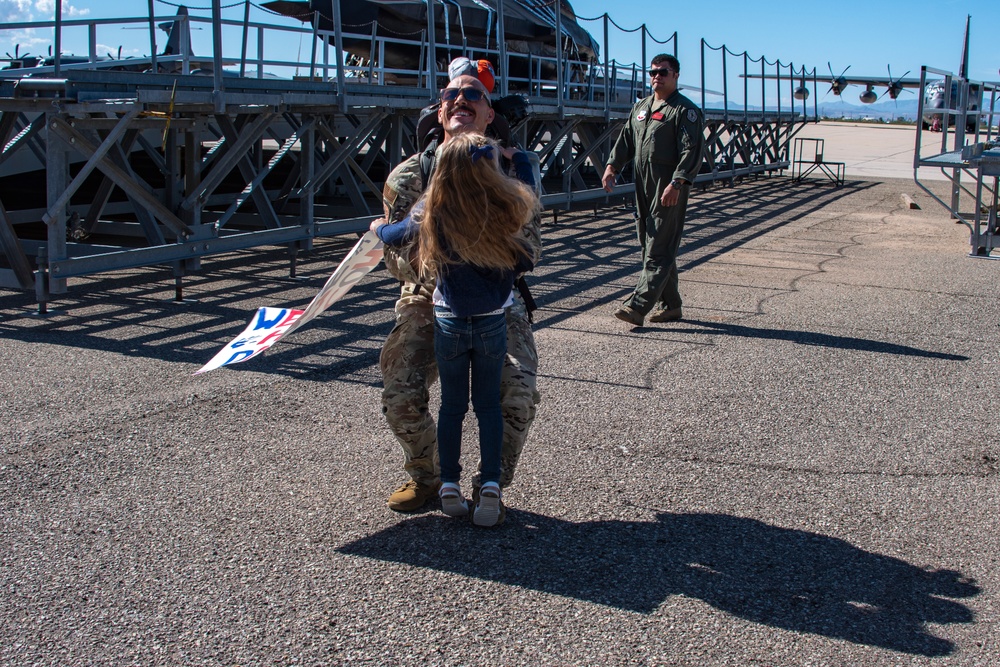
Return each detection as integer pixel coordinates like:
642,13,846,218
178,111,276,213
0,197,33,288
213,113,285,229
47,117,191,236
212,116,313,231
41,108,142,226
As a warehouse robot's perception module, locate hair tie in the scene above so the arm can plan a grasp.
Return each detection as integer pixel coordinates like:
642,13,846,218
470,144,495,164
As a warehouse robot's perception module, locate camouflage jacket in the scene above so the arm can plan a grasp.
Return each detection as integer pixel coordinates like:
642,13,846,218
381,148,543,319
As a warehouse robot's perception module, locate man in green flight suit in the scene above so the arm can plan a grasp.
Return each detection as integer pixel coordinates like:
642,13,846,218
602,54,705,326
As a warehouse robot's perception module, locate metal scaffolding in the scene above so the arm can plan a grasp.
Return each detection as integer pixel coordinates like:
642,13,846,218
912,65,1000,257
0,3,817,306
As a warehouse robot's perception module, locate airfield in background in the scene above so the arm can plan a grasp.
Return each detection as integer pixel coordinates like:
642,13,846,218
799,121,959,182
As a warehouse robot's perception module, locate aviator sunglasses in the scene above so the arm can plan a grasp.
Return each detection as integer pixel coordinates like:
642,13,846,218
648,67,675,78
440,86,492,106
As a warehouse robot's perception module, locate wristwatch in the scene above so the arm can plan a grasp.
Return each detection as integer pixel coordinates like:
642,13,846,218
671,178,689,188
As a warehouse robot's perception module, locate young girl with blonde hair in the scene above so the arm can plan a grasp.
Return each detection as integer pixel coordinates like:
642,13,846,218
372,132,538,526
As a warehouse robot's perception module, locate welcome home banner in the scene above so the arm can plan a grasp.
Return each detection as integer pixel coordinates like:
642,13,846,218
195,231,384,374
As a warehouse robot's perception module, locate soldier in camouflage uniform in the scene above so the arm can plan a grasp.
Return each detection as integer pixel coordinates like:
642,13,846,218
602,54,705,327
380,74,542,512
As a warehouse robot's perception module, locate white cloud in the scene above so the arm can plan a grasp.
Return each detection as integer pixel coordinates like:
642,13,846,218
0,0,38,23
1,0,91,60
97,43,141,59
37,1,90,18
0,0,91,22
2,32,49,59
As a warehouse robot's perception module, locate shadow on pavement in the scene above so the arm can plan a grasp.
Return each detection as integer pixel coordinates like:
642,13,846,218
676,319,969,361
338,510,978,656
0,179,910,376
534,179,878,325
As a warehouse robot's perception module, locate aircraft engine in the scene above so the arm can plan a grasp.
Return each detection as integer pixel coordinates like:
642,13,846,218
827,63,850,96
883,67,910,101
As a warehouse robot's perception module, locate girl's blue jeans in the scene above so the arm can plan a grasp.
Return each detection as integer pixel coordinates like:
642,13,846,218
433,308,507,486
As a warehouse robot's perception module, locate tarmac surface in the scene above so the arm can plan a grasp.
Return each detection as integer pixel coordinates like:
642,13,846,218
790,121,960,182
1,123,998,666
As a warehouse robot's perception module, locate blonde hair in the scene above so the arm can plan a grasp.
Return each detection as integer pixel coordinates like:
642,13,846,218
415,133,537,276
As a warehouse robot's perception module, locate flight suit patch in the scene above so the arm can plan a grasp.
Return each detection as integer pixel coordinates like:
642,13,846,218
651,112,665,121
383,183,398,209
687,109,698,123
637,109,648,121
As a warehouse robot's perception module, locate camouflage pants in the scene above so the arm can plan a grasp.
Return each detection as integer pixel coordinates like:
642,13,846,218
379,299,540,488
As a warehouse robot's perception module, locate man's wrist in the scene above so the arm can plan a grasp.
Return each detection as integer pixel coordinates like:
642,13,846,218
671,178,689,188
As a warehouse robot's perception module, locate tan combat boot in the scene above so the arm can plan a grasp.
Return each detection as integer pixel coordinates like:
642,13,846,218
386,480,440,512
613,306,644,326
648,307,682,323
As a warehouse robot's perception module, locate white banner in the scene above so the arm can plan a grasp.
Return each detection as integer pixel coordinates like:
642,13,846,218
194,307,304,375
195,231,384,374
283,231,384,336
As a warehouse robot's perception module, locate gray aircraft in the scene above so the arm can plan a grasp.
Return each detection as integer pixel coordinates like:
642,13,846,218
745,15,988,133
260,0,600,84
1,6,233,76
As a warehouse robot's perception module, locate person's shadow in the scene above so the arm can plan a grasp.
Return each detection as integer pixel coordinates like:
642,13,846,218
337,511,978,656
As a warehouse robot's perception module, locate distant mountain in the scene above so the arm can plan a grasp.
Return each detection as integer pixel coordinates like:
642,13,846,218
716,97,921,121
816,97,920,121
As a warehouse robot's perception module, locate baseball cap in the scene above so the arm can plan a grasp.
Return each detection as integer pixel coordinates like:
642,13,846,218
447,57,496,93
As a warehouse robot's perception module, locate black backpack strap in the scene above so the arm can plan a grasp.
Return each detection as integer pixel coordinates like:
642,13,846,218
487,112,513,147
515,276,537,323
416,102,444,152
419,140,438,187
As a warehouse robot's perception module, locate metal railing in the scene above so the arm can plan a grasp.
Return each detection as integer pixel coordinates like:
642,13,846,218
1,3,817,116
0,2,825,302
701,39,818,123
913,65,1000,256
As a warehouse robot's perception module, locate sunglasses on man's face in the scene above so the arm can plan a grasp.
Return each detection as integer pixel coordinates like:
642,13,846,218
440,86,491,105
648,68,674,78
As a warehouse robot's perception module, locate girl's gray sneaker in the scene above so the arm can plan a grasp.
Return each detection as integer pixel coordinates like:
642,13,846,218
472,482,503,527
439,482,469,517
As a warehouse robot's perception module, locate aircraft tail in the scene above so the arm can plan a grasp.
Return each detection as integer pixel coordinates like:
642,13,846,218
161,5,192,57
959,14,969,79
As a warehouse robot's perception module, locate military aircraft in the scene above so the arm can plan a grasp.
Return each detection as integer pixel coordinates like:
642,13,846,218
744,15,986,132
804,62,921,105
260,0,600,85
1,6,233,76
745,59,920,106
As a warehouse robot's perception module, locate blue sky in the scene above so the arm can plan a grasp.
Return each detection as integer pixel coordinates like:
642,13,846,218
2,0,997,99
570,0,999,83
